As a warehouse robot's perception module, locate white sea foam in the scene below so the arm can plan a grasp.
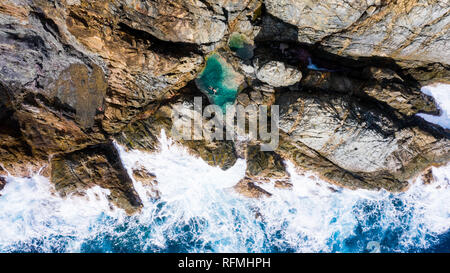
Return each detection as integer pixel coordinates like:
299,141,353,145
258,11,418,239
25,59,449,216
255,162,450,252
417,84,450,129
0,131,448,252
0,174,127,252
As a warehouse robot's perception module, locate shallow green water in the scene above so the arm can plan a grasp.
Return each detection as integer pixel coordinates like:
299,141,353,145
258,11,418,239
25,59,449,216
228,33,254,60
195,53,242,111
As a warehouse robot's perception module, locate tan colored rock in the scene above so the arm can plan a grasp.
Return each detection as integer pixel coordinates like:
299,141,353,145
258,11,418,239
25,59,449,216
233,178,272,198
236,84,276,107
274,180,293,189
0,0,448,196
300,67,438,116
119,0,227,44
47,63,107,128
0,114,38,177
15,96,105,155
182,140,238,170
0,132,46,177
255,60,302,87
265,0,450,66
277,91,450,191
0,0,108,172
132,166,160,200
0,0,206,173
51,143,143,214
245,145,289,180
132,167,157,186
115,95,238,170
421,167,436,184
233,145,291,198
61,1,204,133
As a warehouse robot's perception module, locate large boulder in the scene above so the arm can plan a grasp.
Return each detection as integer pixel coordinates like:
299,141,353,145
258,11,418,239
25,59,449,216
277,91,450,191
132,166,160,200
265,0,450,67
245,145,288,180
252,46,303,87
255,60,302,87
51,142,143,214
233,178,272,198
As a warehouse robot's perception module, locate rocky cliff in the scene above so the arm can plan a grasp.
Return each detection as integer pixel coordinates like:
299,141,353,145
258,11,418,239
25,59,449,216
0,0,448,212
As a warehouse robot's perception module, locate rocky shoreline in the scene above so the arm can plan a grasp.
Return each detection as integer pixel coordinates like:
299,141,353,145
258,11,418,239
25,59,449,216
0,0,449,213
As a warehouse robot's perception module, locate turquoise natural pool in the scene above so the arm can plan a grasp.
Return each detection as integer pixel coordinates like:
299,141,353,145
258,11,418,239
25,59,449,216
195,53,243,112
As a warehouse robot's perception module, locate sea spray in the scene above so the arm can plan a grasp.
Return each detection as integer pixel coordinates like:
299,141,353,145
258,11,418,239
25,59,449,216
417,84,450,129
0,131,448,252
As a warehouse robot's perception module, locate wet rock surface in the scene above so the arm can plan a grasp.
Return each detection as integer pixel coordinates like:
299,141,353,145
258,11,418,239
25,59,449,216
0,0,448,207
0,176,6,191
277,91,449,191
115,93,238,170
233,178,272,198
233,144,290,198
245,145,288,180
51,142,143,214
132,166,160,200
421,167,436,184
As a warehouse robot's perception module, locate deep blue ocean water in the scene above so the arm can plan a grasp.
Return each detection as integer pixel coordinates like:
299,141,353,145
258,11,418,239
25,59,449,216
2,198,450,253
0,138,448,253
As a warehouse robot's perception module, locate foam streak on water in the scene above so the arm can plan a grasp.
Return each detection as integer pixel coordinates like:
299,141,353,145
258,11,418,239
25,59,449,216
0,130,448,253
417,84,450,129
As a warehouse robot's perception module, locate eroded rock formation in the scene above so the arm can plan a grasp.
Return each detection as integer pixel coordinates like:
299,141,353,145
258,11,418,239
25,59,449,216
51,142,143,214
265,0,450,72
0,0,449,211
277,91,449,191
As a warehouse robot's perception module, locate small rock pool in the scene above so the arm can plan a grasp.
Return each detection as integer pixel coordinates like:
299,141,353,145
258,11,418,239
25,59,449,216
195,53,244,112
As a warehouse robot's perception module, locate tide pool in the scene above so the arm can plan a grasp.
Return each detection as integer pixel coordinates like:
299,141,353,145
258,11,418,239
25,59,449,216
195,53,244,112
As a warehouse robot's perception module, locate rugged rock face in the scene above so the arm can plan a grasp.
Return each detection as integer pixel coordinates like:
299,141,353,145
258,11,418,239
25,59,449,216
51,142,143,214
115,93,238,170
0,177,6,191
233,178,272,198
300,67,438,116
277,91,449,191
265,0,450,66
0,109,47,177
0,0,449,207
132,166,160,200
245,145,288,180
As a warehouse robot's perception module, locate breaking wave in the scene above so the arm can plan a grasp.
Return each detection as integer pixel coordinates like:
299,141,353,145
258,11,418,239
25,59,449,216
0,131,448,253
418,84,450,129
0,84,449,253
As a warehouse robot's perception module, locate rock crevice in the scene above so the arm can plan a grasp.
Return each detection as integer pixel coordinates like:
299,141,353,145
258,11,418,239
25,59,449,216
0,0,449,210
